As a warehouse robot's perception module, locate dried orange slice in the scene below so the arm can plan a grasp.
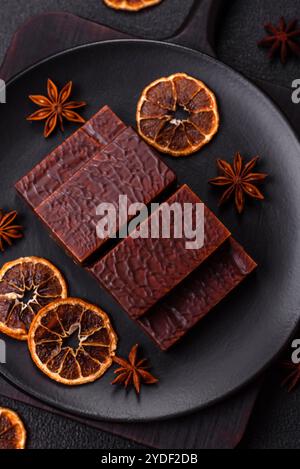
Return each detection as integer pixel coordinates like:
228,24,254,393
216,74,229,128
103,0,162,11
137,73,219,157
0,257,67,341
28,298,118,386
0,408,26,449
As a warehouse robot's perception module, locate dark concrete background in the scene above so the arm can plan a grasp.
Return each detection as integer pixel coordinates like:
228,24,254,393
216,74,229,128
217,0,300,87
0,0,300,449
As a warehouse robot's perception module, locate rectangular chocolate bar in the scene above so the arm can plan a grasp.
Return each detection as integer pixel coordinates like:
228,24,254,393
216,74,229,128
15,106,126,209
36,127,177,264
138,238,257,350
89,185,231,319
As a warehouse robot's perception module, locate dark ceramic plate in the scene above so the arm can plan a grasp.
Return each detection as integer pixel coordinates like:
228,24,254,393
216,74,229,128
0,40,300,422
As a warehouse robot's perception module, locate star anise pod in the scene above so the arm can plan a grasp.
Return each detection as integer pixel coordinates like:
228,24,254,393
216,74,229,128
0,210,23,252
209,152,268,214
112,344,158,394
258,17,300,64
27,79,86,138
281,361,300,392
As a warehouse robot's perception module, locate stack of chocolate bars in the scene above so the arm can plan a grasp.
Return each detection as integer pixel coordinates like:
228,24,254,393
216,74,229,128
16,106,256,351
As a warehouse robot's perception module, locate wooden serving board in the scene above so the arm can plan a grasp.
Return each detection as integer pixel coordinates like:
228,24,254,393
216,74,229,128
0,376,260,449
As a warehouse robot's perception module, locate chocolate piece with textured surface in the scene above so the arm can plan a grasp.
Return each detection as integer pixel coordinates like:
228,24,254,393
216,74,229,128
138,238,257,350
82,105,126,145
15,106,126,209
36,127,176,264
89,185,231,319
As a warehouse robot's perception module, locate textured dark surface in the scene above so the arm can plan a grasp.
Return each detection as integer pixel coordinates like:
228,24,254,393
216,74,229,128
1,36,300,423
15,129,99,210
0,0,299,450
90,185,230,319
139,238,256,350
15,106,126,210
31,300,116,385
217,0,300,87
0,408,25,449
0,0,194,63
37,127,176,264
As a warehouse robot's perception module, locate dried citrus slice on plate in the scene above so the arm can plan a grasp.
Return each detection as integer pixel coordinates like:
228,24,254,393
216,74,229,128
0,257,67,341
28,298,118,386
137,73,219,157
0,408,26,449
103,0,162,11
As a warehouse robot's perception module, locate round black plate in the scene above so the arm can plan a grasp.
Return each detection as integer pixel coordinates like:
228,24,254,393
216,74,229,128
0,40,300,422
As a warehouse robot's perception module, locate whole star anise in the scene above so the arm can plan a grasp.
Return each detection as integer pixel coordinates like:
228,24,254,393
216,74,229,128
209,152,268,214
112,344,158,394
282,361,300,392
27,79,86,138
258,17,300,64
0,210,23,252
